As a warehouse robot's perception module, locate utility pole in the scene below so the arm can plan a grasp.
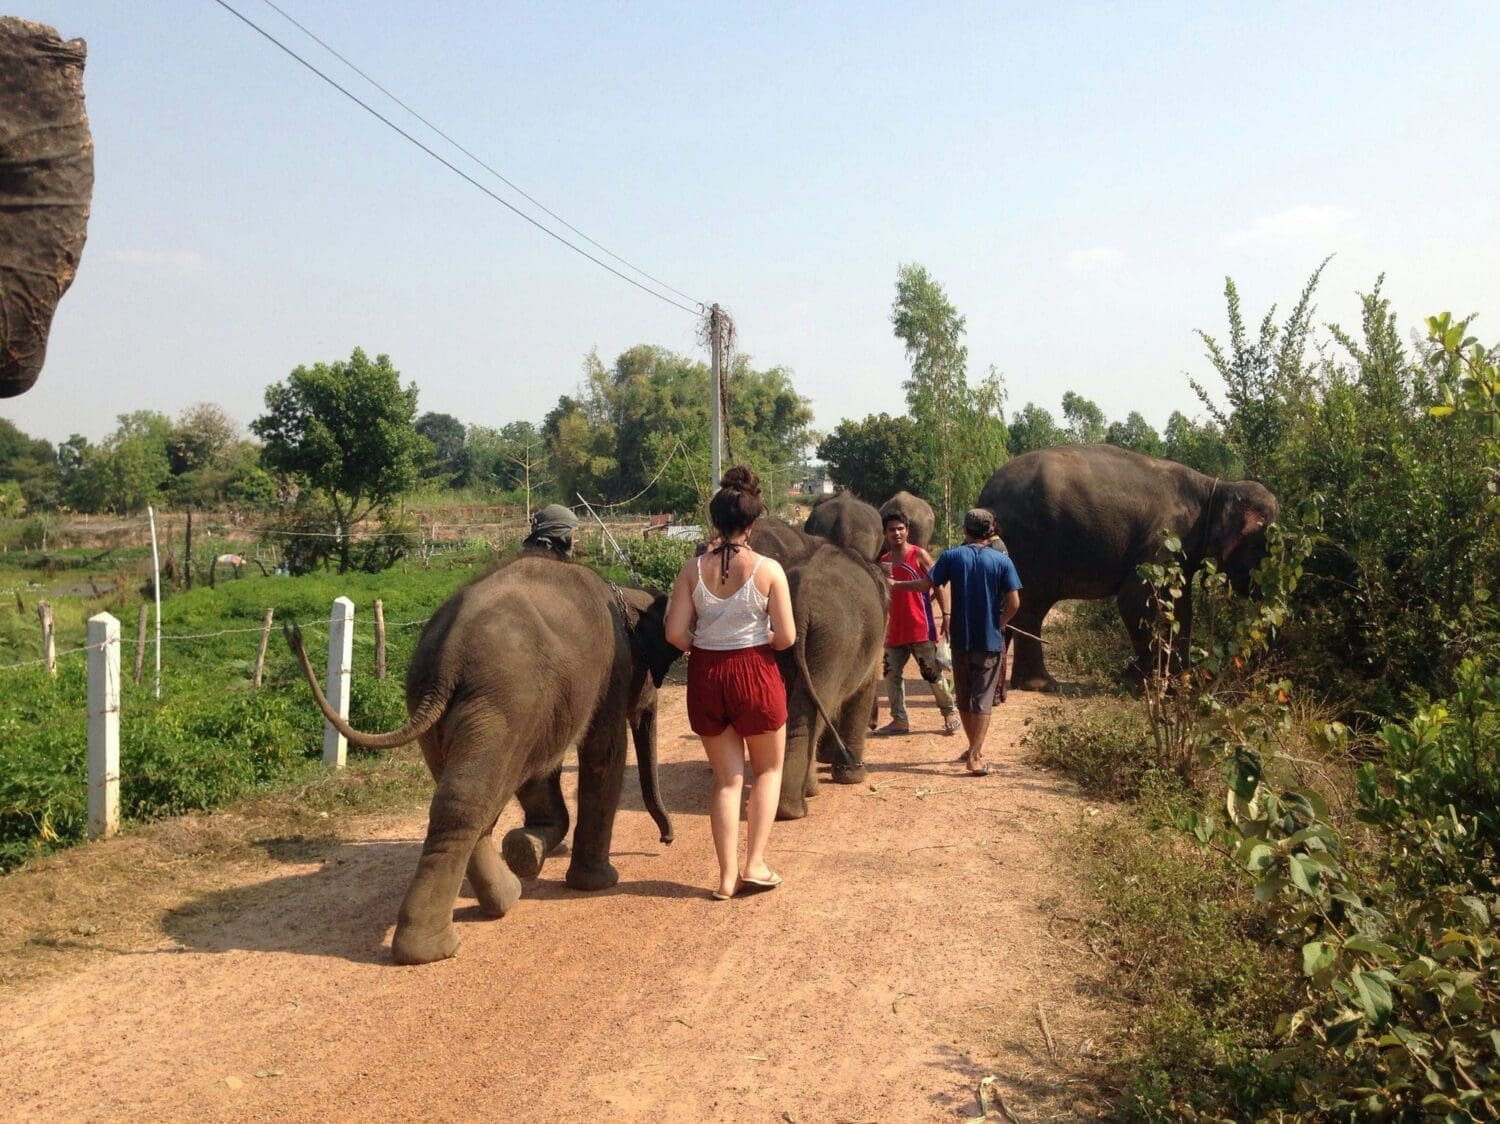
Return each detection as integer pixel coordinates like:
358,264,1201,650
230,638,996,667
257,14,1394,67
710,303,724,486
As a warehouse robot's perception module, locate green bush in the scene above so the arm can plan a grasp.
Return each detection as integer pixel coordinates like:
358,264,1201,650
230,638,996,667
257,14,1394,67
1023,700,1156,799
622,532,694,593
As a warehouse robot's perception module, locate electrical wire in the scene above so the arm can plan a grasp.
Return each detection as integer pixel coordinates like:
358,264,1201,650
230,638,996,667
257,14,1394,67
209,0,703,317
258,0,705,312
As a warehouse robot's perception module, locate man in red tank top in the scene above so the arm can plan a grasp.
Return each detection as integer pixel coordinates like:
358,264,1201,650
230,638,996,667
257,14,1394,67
875,512,961,735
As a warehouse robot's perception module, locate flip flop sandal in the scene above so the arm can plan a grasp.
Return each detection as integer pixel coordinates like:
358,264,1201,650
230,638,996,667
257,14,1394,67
739,871,782,892
710,888,735,901
964,763,993,776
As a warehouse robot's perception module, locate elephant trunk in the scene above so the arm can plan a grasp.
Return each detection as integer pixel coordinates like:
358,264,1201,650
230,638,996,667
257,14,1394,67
632,699,673,845
284,621,447,749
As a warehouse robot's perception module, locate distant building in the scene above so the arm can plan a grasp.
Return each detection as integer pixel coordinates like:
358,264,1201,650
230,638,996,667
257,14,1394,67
798,473,835,496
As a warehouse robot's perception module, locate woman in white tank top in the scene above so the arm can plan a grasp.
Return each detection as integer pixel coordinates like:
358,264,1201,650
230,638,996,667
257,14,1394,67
665,467,796,901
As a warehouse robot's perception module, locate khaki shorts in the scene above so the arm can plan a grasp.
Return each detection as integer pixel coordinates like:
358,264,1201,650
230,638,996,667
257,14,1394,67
951,647,1002,714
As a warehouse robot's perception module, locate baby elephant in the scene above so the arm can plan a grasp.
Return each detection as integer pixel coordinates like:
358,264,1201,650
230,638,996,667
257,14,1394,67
287,556,681,964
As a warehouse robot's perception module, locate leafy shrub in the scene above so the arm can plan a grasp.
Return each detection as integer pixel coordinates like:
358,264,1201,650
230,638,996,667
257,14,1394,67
1023,701,1156,799
622,532,694,593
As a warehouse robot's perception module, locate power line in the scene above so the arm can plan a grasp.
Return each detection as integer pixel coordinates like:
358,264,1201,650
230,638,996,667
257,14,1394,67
258,0,705,311
209,0,703,317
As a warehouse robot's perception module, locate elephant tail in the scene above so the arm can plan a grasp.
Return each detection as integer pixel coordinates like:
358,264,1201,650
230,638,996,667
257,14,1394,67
632,698,673,845
789,620,859,774
284,621,447,750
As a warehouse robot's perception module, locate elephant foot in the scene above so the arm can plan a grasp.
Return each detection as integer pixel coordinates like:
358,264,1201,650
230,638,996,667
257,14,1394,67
391,921,461,966
564,860,619,891
468,845,522,918
1013,675,1059,693
830,764,867,785
500,827,551,880
775,799,808,821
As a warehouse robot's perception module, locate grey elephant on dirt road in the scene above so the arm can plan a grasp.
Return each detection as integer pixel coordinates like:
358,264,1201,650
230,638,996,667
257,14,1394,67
803,490,883,561
1,18,94,398
976,444,1279,691
749,520,888,819
879,491,936,548
287,556,682,965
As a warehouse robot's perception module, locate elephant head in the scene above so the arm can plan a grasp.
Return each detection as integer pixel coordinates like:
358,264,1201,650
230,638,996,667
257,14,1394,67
1,19,93,398
1209,481,1279,594
620,588,681,688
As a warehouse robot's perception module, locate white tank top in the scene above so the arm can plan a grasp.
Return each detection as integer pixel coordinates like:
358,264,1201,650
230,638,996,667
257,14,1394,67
691,553,772,650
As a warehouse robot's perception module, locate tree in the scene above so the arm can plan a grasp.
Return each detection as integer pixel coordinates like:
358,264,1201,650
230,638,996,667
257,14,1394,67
1192,258,1328,483
63,412,171,513
168,403,238,475
1061,391,1107,444
1162,411,1239,476
1008,403,1067,455
543,344,813,516
892,264,970,541
415,412,467,485
252,347,425,572
0,418,58,509
817,413,930,501
1104,411,1164,457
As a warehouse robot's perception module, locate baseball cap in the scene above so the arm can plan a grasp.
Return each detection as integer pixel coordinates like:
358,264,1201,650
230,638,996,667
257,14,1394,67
963,508,995,536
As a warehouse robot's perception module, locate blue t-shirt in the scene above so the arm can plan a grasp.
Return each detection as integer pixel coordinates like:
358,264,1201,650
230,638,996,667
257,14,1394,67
928,544,1022,653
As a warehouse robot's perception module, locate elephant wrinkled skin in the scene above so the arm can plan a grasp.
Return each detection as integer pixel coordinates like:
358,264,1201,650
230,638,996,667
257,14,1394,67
976,444,1279,691
288,557,681,964
1,18,93,398
750,521,888,819
803,490,883,561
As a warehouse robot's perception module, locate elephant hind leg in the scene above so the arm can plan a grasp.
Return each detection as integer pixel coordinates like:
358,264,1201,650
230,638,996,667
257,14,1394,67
501,768,570,880
1009,595,1057,692
829,675,876,785
468,821,522,919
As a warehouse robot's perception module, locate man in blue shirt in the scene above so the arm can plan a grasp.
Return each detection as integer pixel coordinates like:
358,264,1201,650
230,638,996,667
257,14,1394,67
890,508,1021,775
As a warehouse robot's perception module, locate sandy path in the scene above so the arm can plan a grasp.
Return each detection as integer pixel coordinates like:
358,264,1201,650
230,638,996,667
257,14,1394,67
0,682,1110,1121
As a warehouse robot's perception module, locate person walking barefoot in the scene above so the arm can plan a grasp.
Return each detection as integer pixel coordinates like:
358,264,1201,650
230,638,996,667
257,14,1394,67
665,466,796,899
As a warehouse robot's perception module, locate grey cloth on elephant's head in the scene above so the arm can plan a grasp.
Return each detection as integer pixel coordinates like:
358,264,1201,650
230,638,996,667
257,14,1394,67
525,504,579,556
963,508,995,537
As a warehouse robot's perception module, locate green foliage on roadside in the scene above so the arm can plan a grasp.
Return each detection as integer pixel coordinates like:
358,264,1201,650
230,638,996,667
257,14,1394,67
622,533,694,594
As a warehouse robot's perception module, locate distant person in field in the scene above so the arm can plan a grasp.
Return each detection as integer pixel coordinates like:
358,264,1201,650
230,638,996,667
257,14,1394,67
889,508,1021,775
523,504,578,559
875,511,961,738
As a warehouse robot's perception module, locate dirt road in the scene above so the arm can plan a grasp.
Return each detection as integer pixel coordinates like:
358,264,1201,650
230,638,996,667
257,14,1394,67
1,683,1111,1121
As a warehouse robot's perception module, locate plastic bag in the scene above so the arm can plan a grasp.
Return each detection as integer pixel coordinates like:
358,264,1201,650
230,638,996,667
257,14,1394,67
935,638,953,670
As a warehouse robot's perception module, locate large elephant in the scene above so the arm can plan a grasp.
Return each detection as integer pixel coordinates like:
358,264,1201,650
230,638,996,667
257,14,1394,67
976,444,1279,691
1,18,93,398
287,556,681,964
750,521,888,819
803,490,883,561
879,491,936,548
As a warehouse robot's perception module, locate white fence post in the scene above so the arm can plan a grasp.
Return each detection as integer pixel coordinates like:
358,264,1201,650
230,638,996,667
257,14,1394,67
322,596,354,768
87,612,120,840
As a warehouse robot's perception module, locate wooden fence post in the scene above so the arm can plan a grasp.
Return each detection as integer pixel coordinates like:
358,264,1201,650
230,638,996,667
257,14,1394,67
253,607,274,687
37,601,55,676
322,596,354,769
134,603,148,685
87,612,120,840
374,598,387,680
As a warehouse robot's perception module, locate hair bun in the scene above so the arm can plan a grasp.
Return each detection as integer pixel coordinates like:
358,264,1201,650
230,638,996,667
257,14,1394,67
719,465,761,498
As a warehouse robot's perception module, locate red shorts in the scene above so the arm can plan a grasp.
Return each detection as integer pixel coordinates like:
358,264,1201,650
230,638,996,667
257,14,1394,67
687,644,788,737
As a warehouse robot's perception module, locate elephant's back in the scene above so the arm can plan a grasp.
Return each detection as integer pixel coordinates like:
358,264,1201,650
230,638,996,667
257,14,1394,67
407,558,616,722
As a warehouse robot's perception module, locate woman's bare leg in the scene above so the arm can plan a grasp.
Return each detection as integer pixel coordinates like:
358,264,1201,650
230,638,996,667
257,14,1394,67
742,726,786,883
701,728,746,896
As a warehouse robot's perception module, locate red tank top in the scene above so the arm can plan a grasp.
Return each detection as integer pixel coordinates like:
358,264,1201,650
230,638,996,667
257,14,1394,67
882,543,936,647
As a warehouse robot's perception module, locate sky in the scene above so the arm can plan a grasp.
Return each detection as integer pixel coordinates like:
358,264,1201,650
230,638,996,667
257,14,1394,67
5,1,1499,453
